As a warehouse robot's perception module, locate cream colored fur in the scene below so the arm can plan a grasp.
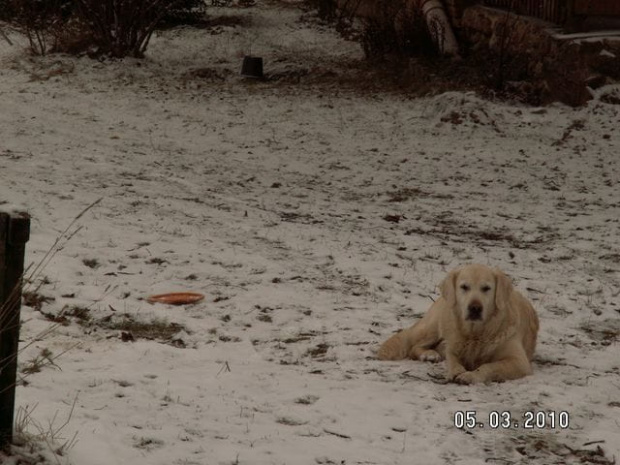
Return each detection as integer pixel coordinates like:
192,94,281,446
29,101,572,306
377,264,539,384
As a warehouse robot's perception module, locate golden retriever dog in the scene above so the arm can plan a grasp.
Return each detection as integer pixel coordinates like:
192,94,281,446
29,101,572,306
378,264,539,384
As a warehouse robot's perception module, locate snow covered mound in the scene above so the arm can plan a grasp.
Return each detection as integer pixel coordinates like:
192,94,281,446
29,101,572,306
424,91,507,130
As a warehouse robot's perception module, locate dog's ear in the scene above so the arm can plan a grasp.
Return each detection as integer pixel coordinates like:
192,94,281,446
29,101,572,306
494,269,514,311
440,269,459,307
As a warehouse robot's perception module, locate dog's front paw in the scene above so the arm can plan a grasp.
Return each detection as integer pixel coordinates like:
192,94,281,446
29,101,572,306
418,350,443,363
454,371,485,385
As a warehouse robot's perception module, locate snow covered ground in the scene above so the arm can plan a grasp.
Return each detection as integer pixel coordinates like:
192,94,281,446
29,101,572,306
0,1,619,464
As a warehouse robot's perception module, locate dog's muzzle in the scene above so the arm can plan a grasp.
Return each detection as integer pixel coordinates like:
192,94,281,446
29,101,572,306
467,302,483,321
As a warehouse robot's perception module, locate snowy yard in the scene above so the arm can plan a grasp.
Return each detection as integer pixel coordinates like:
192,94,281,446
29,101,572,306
0,1,619,464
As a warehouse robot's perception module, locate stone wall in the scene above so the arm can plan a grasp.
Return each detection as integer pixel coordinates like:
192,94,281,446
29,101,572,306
460,5,620,105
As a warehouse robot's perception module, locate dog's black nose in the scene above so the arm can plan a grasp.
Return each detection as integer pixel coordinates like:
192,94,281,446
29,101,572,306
468,303,483,320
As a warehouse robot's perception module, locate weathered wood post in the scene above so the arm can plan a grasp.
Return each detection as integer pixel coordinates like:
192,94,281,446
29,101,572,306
0,211,30,450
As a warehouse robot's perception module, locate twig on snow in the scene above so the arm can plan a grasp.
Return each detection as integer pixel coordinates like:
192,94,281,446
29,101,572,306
323,428,351,440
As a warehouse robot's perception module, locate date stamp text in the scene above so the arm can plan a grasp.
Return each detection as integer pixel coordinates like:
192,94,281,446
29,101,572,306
454,411,570,430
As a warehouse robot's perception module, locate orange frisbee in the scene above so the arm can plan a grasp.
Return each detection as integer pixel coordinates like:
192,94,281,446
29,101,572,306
147,292,205,305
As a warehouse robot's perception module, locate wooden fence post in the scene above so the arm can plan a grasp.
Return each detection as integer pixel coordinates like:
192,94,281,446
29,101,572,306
0,211,30,450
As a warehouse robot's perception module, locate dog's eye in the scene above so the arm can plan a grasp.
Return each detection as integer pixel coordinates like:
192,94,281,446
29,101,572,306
481,285,491,293
460,284,470,291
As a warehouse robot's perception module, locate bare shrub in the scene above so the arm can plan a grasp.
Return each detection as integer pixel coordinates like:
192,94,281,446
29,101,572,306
306,0,357,36
493,4,515,91
2,0,71,55
1,0,202,57
0,0,96,56
361,16,399,59
73,0,183,58
51,17,95,55
360,0,434,60
315,0,337,22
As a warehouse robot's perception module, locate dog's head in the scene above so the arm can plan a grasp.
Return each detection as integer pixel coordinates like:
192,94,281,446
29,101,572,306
440,264,513,324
